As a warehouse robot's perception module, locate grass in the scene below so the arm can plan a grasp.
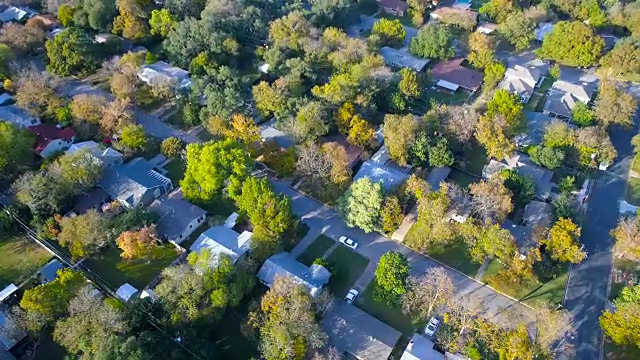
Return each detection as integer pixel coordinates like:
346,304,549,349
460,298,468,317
0,235,52,288
448,169,479,189
603,339,640,360
283,222,310,252
356,280,418,335
525,93,544,112
422,88,470,106
164,159,186,185
631,154,640,176
455,141,488,176
325,245,369,297
624,176,640,206
378,12,415,28
296,235,335,266
84,245,180,289
426,240,481,277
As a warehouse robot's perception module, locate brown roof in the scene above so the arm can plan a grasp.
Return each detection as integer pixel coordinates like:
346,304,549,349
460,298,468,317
431,58,483,91
376,0,409,11
431,6,478,22
320,135,365,168
28,14,58,27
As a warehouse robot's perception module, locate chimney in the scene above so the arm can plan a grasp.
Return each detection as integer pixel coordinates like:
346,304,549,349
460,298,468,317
407,339,414,351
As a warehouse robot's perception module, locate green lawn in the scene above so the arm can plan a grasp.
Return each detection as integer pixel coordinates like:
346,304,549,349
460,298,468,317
525,93,544,112
456,141,488,176
325,245,369,297
84,245,180,289
296,235,335,266
448,169,479,189
356,280,418,335
135,86,165,112
0,235,52,288
427,240,481,277
378,12,415,28
624,177,640,206
164,159,186,185
422,88,470,106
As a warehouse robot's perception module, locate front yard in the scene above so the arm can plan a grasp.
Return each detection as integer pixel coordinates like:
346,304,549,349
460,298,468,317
325,245,369,297
421,88,470,106
624,176,640,206
296,235,335,266
163,159,186,185
356,280,418,335
0,235,52,288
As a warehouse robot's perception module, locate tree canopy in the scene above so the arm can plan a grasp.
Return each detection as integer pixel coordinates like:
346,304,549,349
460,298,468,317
543,218,586,263
537,21,604,67
409,23,455,60
374,251,410,306
371,18,406,47
46,27,99,77
337,177,384,233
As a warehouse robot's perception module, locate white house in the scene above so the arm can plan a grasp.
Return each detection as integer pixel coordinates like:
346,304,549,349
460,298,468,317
27,124,76,158
0,105,40,128
190,225,253,265
498,65,544,103
137,61,191,89
66,140,124,167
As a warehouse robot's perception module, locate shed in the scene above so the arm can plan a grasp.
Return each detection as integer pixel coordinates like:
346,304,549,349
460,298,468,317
0,284,18,302
116,283,138,302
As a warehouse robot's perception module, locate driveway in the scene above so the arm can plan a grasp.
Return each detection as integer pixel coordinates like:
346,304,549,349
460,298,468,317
58,78,199,144
271,180,534,327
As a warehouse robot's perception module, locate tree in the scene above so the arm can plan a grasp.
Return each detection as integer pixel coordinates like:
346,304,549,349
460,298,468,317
337,177,384,233
250,276,327,359
543,218,586,263
469,179,513,224
181,139,251,202
374,251,410,305
58,210,111,259
468,32,495,69
116,226,159,260
149,8,177,38
15,69,63,116
321,142,352,188
371,18,406,47
610,217,640,262
118,124,147,151
288,101,329,143
0,44,13,80
110,65,139,101
537,21,604,67
485,89,525,133
402,268,454,322
269,11,315,51
74,0,118,31
19,269,85,330
476,114,516,160
600,37,640,78
160,137,184,159
483,62,506,90
543,120,575,148
382,114,419,165
443,295,487,336
499,169,535,207
49,150,104,190
112,0,151,41
528,145,565,169
46,28,99,77
549,63,561,79
480,0,516,23
442,105,478,144
101,99,134,136
58,4,75,27
428,138,455,167
399,68,421,97
13,171,68,218
571,102,595,127
409,23,455,60
574,126,617,167
498,11,535,51
600,288,640,348
347,115,375,148
227,114,261,144
233,177,295,238
0,23,46,55
381,196,403,235
0,122,33,183
594,80,637,128
552,192,578,221
462,223,517,263
164,0,206,18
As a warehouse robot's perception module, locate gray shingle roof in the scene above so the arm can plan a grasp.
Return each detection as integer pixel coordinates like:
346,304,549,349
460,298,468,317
189,226,252,264
0,309,25,352
101,158,173,207
260,119,296,149
257,252,330,297
354,161,410,192
380,46,429,71
150,189,206,243
543,80,594,118
483,154,554,200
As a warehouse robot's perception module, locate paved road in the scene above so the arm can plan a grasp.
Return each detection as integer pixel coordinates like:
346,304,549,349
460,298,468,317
563,111,637,358
58,78,199,143
271,180,534,327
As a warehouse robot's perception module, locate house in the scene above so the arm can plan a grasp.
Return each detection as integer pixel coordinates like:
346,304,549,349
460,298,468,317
426,166,451,191
0,309,26,358
189,226,252,265
39,259,63,284
47,26,66,39
138,61,191,89
116,283,138,302
257,252,331,297
0,105,40,128
100,158,173,208
543,80,595,119
150,188,206,245
376,0,409,16
429,6,478,27
322,301,402,360
599,33,619,50
0,94,12,106
27,125,76,158
431,58,483,93
515,113,577,148
68,187,111,216
498,65,543,103
320,135,364,168
482,153,555,200
503,200,552,257
354,145,410,192
260,119,296,149
66,140,124,167
380,46,430,72
28,14,58,29
535,22,554,42
0,284,18,303
476,21,497,34
401,333,444,360
0,6,37,23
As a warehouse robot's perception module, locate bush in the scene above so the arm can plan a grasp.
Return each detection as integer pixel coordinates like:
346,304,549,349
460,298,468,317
312,258,332,272
532,256,565,282
146,52,160,64
55,106,73,126
529,145,565,169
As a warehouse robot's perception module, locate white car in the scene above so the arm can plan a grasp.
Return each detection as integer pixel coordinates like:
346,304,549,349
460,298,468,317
345,289,359,304
339,236,358,249
425,317,440,336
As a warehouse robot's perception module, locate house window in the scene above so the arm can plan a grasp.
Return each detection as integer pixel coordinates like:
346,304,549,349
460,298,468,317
153,188,161,198
189,224,193,229
197,217,202,223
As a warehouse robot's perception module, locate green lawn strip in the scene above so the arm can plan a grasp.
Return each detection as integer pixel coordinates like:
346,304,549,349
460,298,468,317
135,86,164,112
296,235,335,266
536,77,555,94
325,246,369,297
0,235,52,288
164,159,186,185
426,240,481,277
524,93,543,112
356,280,418,335
448,169,479,189
624,177,640,206
421,88,469,106
84,245,179,289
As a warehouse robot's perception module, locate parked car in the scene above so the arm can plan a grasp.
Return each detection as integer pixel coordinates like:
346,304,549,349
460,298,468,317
339,236,358,249
425,317,440,336
345,289,359,304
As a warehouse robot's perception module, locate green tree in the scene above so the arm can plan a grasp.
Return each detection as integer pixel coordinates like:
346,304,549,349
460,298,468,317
59,210,111,259
409,23,455,60
58,4,76,27
374,251,410,305
382,114,419,165
468,32,495,69
543,218,586,263
486,89,525,133
498,11,536,51
428,137,455,167
571,102,595,127
75,0,117,31
499,169,535,207
399,68,421,97
347,115,375,148
600,285,640,348
337,177,384,233
408,0,430,25
0,122,33,183
610,217,640,263
160,137,184,159
528,145,565,169
483,62,507,90
290,101,330,143
181,139,251,203
46,28,99,77
552,192,578,221
149,8,177,38
381,196,403,235
538,21,604,67
476,114,516,160
549,63,561,79
119,124,147,151
594,80,637,128
600,37,640,78
371,18,406,47
462,223,517,263
0,23,46,56
479,0,516,23
49,149,104,191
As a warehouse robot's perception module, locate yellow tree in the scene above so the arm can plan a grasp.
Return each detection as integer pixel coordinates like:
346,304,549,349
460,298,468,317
347,115,375,148
544,218,586,263
228,114,261,143
116,226,159,260
335,102,355,134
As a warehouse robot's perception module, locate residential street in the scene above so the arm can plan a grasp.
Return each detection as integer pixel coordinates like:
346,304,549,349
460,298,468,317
58,78,199,143
271,180,535,327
